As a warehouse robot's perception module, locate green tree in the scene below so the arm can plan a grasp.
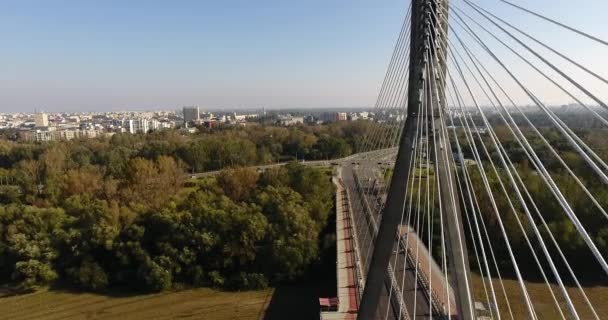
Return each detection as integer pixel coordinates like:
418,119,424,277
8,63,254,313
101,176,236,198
0,205,69,288
257,186,318,281
313,135,352,159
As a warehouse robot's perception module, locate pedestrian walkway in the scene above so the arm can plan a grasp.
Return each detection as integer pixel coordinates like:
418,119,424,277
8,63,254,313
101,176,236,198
320,175,359,320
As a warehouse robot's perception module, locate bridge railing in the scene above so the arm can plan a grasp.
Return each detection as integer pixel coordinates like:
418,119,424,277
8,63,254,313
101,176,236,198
338,178,364,304
351,169,412,320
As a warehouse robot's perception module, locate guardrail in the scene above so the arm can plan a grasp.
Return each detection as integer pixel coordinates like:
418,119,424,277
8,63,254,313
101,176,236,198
350,170,411,320
338,179,363,305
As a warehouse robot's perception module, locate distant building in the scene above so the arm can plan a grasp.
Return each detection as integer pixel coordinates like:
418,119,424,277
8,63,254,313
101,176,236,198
202,120,220,128
320,112,335,123
303,115,316,124
122,119,135,134
34,113,49,127
120,118,169,134
21,128,104,142
200,112,214,120
277,116,304,126
231,112,259,123
183,106,200,125
133,118,149,133
320,112,348,123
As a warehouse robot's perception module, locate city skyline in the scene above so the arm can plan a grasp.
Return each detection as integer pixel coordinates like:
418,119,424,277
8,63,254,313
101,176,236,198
1,0,607,112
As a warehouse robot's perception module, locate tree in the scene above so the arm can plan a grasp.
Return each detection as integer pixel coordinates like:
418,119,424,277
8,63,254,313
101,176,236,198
216,167,259,202
15,159,42,198
59,195,121,289
283,162,334,225
62,166,104,198
40,144,69,203
313,135,352,159
68,144,94,168
179,190,268,278
67,258,109,290
137,257,173,291
124,156,184,209
256,186,318,281
177,140,209,172
0,205,69,288
284,130,317,160
139,140,178,160
13,260,58,289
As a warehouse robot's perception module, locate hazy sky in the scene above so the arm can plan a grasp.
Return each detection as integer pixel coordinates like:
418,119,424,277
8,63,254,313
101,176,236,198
0,0,607,112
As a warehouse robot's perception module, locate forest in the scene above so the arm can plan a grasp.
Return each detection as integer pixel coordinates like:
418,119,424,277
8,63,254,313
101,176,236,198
0,121,374,292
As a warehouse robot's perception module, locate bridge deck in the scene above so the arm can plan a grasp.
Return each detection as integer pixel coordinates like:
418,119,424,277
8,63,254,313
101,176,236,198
342,163,457,319
320,176,359,320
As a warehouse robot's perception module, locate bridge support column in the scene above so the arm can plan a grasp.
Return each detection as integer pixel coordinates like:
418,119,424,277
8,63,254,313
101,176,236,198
358,1,475,319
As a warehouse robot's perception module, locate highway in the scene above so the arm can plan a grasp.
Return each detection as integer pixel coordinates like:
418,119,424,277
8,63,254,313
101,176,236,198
341,155,455,319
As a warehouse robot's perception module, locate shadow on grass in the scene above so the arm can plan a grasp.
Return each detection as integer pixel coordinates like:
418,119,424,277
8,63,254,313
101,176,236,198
263,279,337,320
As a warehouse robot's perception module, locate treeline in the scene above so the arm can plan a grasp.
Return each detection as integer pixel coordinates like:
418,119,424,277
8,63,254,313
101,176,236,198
1,120,375,176
450,125,608,278
0,123,347,292
0,163,334,291
0,121,375,205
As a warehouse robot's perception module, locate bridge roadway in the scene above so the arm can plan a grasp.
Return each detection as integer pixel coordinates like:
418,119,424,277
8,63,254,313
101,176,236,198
341,162,456,319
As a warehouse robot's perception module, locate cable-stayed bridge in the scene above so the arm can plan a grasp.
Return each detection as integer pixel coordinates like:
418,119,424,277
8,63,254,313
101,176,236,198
320,1,608,319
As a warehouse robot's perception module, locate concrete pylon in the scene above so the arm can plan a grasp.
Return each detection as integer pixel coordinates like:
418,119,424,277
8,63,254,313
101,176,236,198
357,1,475,319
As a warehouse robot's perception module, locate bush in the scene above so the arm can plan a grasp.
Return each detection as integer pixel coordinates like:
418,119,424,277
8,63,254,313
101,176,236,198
68,259,109,291
12,260,57,289
137,258,173,292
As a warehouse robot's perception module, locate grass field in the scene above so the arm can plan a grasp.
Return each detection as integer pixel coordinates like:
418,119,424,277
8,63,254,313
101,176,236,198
4,274,606,319
0,287,273,320
471,273,608,319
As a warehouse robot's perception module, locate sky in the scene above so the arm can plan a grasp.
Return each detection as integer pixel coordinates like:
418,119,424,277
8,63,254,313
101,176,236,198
0,0,607,113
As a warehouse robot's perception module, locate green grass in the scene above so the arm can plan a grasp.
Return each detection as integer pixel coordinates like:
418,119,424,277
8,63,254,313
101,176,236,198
471,273,608,319
0,287,273,320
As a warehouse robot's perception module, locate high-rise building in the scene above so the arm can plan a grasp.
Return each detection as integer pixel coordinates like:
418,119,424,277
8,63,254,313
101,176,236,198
335,112,347,121
122,119,135,134
320,112,335,123
133,118,149,133
34,113,49,127
183,106,200,125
